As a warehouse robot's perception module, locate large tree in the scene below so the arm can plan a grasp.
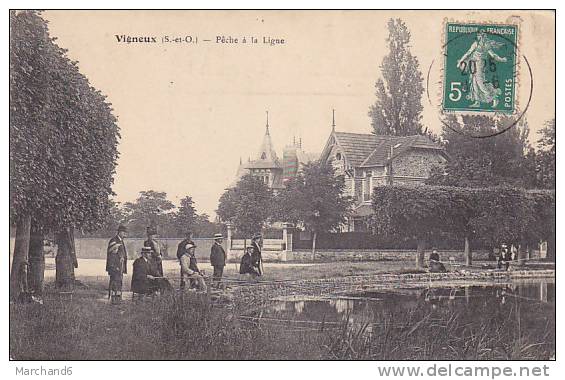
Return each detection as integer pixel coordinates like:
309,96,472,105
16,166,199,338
122,190,176,237
173,196,197,236
427,116,535,188
217,174,274,246
369,18,424,136
277,161,353,259
10,11,119,297
372,185,555,268
372,185,462,268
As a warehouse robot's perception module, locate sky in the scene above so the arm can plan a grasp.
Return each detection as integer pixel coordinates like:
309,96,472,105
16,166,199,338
43,10,555,217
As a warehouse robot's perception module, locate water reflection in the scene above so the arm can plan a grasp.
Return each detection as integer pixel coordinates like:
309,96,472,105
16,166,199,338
260,281,554,331
328,299,354,315
250,280,554,359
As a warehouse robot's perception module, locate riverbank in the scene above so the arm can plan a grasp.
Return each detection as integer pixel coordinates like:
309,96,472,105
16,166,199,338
10,260,555,360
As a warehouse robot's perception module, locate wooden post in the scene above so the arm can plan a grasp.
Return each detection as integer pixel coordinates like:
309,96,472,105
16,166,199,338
546,236,555,262
311,231,317,262
10,215,31,301
516,241,527,267
464,236,472,266
416,239,425,269
226,222,233,259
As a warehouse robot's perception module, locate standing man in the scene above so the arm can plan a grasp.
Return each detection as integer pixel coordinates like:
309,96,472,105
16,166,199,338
177,231,195,289
106,224,128,304
210,233,226,288
144,226,163,276
251,233,263,276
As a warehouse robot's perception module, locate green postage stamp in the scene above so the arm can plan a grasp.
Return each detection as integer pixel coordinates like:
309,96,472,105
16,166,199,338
443,22,518,114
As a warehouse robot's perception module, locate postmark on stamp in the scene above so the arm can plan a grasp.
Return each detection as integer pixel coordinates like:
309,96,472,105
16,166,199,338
442,22,518,114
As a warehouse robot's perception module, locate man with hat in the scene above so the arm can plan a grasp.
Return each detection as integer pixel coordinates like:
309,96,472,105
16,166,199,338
428,248,447,273
498,243,511,271
240,246,260,277
131,247,172,296
176,231,195,289
251,233,263,276
210,233,226,288
144,225,163,277
178,241,207,291
106,224,128,304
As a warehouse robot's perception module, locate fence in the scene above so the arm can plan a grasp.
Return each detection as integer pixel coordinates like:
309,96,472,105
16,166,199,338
293,231,497,251
225,222,293,261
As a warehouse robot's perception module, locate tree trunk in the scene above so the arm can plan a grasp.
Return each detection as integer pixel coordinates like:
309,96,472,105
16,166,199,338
27,221,45,296
55,227,77,290
416,239,425,269
10,215,32,301
464,236,472,266
311,231,317,262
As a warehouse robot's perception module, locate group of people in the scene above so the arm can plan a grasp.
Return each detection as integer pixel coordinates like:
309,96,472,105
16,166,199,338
106,224,174,303
239,233,264,277
428,244,517,273
105,225,264,303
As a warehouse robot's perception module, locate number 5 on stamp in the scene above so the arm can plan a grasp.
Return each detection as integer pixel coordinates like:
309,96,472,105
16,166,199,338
442,23,518,114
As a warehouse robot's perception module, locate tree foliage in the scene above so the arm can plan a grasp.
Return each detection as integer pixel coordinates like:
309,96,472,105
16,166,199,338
276,161,353,253
174,196,197,236
10,10,119,231
426,116,535,188
372,184,554,255
216,174,274,238
371,185,464,242
10,10,120,294
535,119,556,189
122,190,175,237
83,191,219,238
369,18,424,136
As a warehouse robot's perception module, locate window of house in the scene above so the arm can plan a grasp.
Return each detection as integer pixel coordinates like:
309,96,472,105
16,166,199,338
336,152,342,160
261,152,266,159
363,172,372,202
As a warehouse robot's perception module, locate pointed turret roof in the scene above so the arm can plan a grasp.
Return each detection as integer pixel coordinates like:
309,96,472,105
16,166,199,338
246,111,281,169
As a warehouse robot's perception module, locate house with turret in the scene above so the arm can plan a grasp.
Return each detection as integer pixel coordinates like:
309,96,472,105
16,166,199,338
233,112,317,191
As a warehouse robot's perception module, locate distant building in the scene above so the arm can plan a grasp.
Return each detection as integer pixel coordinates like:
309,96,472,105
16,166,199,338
320,114,448,231
233,112,317,190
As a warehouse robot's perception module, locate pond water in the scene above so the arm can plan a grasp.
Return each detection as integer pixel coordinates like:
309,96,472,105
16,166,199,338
252,280,555,348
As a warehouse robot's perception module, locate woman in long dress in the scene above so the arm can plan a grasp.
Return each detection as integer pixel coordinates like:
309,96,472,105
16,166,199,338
456,31,508,108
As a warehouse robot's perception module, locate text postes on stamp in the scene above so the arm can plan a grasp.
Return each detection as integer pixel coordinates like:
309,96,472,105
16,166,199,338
443,23,518,114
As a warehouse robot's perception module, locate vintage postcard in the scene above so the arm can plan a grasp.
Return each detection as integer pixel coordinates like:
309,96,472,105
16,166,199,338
8,9,555,368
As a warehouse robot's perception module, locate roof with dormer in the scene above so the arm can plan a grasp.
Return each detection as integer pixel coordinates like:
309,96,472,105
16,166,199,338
321,131,446,169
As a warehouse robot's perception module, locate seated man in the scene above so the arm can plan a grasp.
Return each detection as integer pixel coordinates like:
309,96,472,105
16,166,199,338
240,246,260,277
131,247,172,296
498,244,511,271
428,249,447,273
179,242,207,291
